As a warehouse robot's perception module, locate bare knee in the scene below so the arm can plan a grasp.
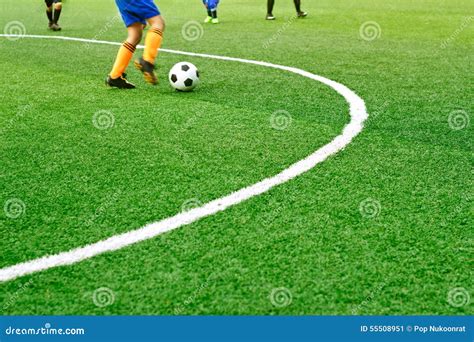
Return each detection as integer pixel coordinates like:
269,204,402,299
156,18,165,32
127,33,142,46
127,24,143,46
54,3,62,10
148,16,165,32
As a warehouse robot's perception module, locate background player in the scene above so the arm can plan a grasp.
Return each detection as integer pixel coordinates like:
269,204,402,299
45,0,62,31
203,0,220,24
106,0,165,89
266,0,307,20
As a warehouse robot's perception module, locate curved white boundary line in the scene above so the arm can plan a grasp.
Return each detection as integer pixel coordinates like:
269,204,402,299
0,34,368,282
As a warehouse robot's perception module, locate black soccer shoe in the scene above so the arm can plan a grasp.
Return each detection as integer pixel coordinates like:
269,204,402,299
51,23,62,31
134,57,157,85
297,11,308,18
106,74,136,89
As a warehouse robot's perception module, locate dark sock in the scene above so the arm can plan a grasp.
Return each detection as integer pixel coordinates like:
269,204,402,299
294,0,301,13
207,10,212,17
46,9,53,22
267,0,275,14
53,8,61,23
212,10,217,19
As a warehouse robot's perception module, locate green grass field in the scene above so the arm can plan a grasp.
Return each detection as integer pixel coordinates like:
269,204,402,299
0,0,472,315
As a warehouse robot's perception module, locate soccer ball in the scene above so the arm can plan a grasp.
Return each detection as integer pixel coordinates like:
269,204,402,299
169,62,200,92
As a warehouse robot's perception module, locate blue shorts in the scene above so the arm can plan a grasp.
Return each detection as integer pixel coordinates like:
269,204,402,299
115,0,160,27
203,0,219,11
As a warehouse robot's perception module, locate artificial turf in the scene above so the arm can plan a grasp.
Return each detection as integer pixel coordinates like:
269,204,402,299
0,0,472,315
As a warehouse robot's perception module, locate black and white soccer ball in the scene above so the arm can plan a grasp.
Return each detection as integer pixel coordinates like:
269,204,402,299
169,62,200,92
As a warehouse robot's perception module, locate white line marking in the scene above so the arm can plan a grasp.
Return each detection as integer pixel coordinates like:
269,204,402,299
0,34,368,282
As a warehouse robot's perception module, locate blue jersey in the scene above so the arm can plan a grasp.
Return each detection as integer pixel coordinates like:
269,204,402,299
203,0,219,11
115,0,160,27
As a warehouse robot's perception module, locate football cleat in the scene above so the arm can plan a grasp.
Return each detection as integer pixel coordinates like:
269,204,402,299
297,11,308,18
211,18,219,24
106,74,136,89
134,57,157,85
266,14,276,20
204,16,212,23
51,23,62,31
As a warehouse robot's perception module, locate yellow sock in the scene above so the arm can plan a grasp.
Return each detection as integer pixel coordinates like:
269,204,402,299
110,41,136,79
143,28,163,64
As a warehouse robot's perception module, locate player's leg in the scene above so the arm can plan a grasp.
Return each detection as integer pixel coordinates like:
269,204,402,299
144,15,165,64
45,0,54,29
51,0,63,31
107,23,143,89
203,0,212,23
205,9,213,23
135,14,165,85
209,0,219,24
294,0,307,18
266,0,275,20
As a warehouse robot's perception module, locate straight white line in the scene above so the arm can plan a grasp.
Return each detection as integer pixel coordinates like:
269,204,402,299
0,34,368,282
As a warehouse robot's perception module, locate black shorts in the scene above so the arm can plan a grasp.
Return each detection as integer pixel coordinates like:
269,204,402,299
45,0,62,6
